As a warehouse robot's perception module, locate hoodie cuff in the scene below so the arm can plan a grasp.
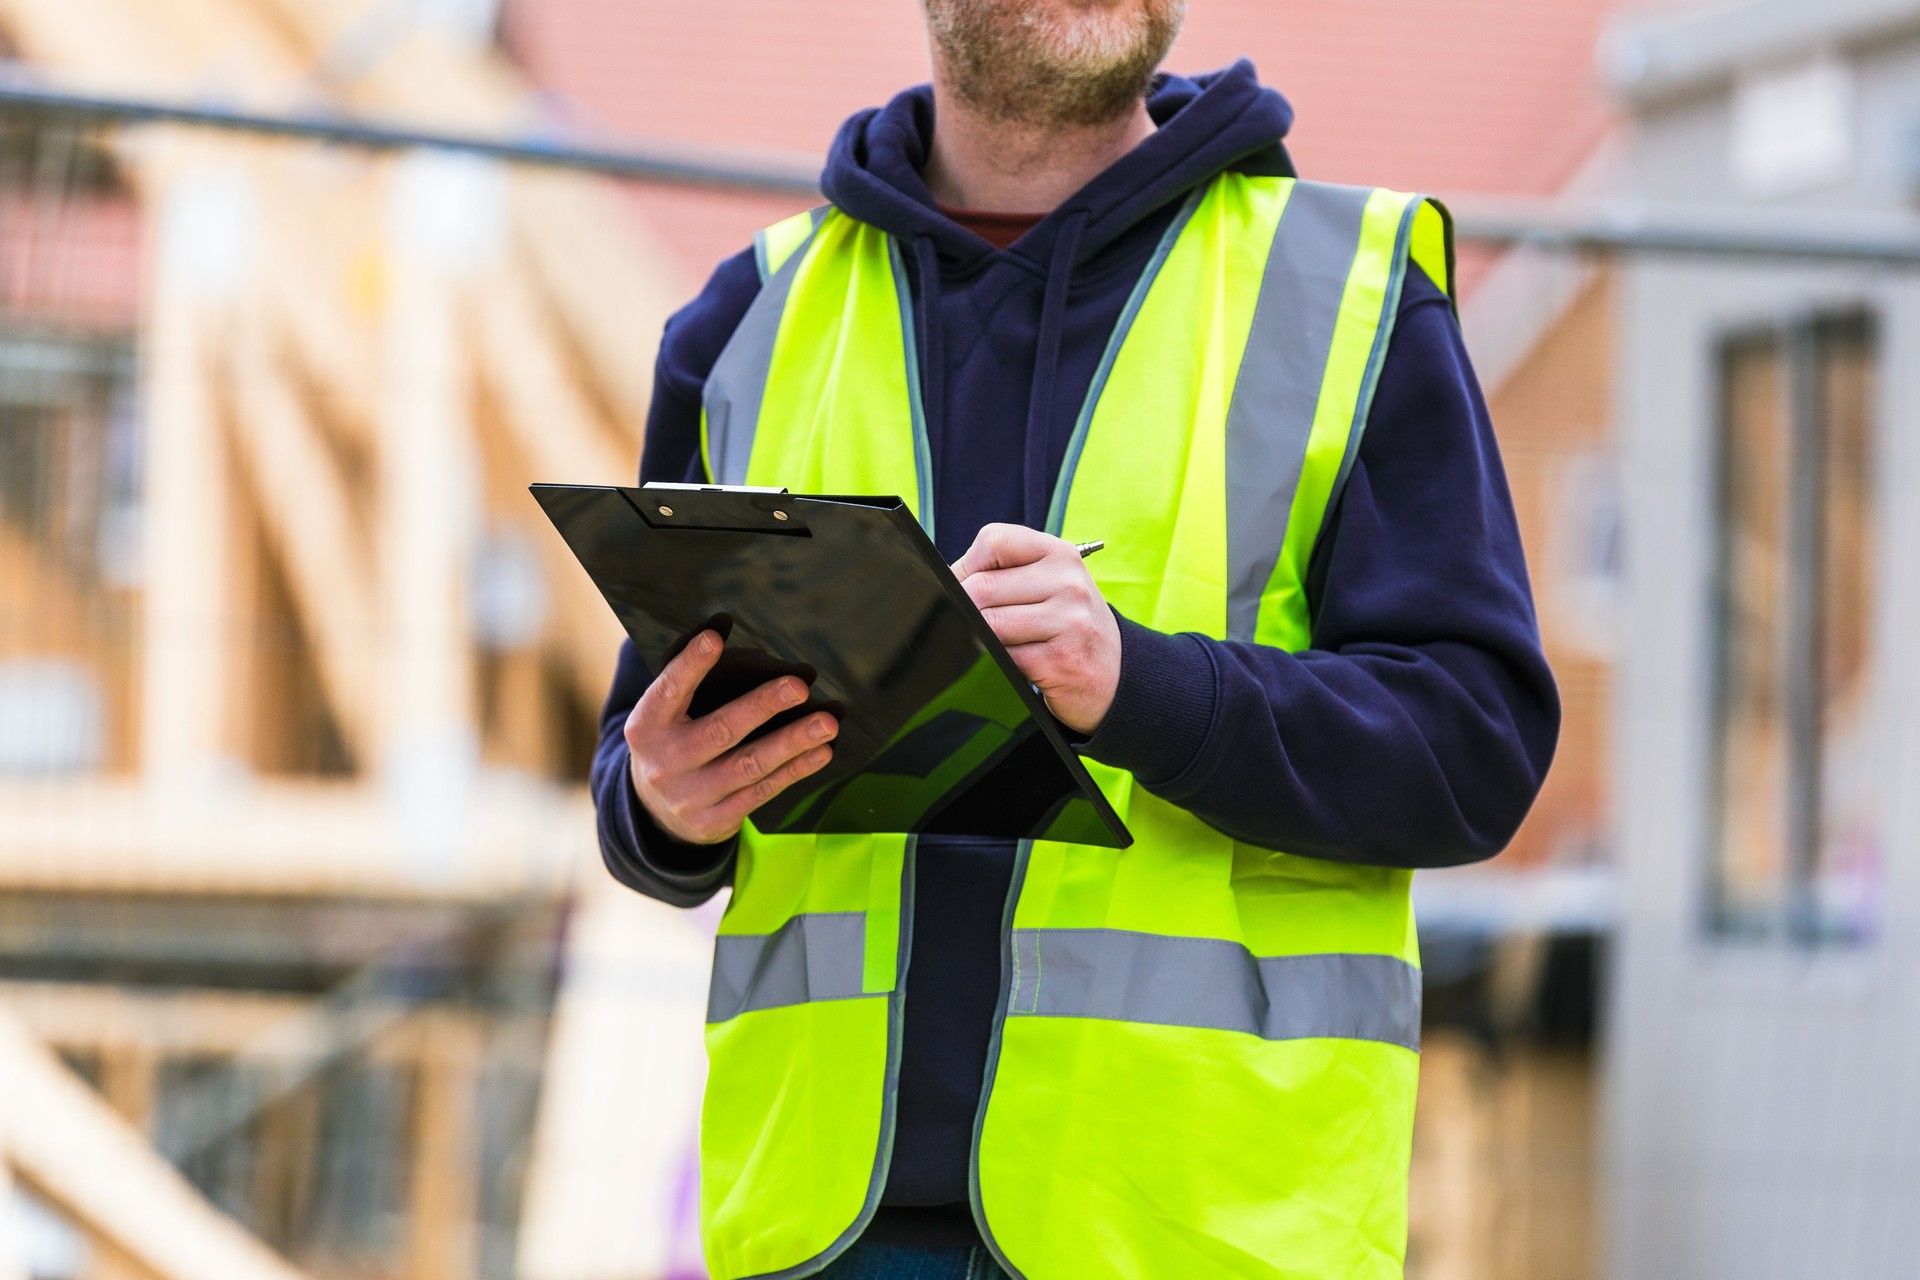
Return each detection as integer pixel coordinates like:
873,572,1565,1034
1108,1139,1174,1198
611,755,737,890
1078,611,1218,787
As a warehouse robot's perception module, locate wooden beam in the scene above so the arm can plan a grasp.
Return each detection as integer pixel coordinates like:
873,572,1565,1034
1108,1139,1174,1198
219,431,270,773
466,266,627,492
480,649,559,774
377,153,485,843
99,1044,158,1134
403,1020,481,1280
0,982,312,1057
253,163,383,457
0,0,386,781
1409,1032,1490,1280
0,1156,27,1280
0,0,387,533
509,169,682,445
6,0,660,742
251,0,680,446
0,981,503,1075
85,1238,162,1280
0,1008,312,1280
136,160,240,785
0,780,589,899
466,264,627,707
221,299,380,765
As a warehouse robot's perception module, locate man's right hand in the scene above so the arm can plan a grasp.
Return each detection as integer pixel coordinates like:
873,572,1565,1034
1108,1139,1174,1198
625,630,839,845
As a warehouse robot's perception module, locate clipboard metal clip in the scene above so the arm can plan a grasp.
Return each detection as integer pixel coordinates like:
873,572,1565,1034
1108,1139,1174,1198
627,483,809,535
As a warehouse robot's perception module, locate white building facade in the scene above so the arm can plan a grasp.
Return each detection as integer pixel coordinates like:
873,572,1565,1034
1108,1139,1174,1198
1605,2,1920,1276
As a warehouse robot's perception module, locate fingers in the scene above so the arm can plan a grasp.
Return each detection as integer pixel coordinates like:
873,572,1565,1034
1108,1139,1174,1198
633,709,838,845
1003,640,1051,688
686,673,811,766
670,715,837,842
999,596,1122,736
695,711,839,805
974,602,1065,647
951,523,1059,581
709,738,837,832
624,629,842,844
957,535,1103,652
633,629,724,731
957,559,1067,610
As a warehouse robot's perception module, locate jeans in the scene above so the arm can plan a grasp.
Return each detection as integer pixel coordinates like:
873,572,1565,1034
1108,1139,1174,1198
814,1240,1010,1279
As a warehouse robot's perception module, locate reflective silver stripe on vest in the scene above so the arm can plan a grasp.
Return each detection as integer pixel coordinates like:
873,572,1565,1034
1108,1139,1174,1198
886,236,936,538
707,911,873,1023
1330,198,1423,515
1007,927,1420,1050
703,207,827,486
1223,182,1374,644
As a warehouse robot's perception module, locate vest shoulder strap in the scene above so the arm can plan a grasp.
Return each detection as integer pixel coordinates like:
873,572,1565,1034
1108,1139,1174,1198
1408,196,1454,301
1225,179,1455,647
753,205,832,283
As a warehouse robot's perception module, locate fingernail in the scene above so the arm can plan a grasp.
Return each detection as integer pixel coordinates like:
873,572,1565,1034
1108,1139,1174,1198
697,632,717,655
782,679,805,704
810,715,834,740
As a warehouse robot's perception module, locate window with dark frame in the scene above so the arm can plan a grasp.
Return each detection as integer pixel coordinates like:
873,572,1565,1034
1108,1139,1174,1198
1708,311,1880,945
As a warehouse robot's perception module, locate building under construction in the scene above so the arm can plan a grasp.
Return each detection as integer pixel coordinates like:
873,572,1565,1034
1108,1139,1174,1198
0,0,714,1276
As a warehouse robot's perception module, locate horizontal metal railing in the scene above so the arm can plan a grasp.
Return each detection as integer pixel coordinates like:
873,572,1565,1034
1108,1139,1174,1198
5,72,1920,265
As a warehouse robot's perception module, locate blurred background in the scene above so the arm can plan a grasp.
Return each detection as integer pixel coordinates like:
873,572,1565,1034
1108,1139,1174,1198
0,0,1914,1277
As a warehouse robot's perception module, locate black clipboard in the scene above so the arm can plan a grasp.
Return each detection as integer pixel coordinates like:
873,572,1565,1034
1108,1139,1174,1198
532,483,1132,848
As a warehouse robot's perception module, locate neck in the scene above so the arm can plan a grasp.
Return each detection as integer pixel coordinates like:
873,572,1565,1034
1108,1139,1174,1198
922,85,1155,214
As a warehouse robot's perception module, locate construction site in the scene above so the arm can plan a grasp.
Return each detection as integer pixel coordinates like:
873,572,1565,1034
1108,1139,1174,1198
3,0,1917,1278
0,0,713,1276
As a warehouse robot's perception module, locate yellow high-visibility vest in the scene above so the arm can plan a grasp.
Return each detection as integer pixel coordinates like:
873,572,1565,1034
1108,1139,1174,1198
695,173,1454,1280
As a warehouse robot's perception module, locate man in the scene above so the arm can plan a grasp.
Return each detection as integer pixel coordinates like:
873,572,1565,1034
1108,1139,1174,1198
591,1,1559,1276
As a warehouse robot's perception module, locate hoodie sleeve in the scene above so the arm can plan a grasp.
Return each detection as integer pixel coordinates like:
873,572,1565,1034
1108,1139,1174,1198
589,247,762,907
1079,267,1561,867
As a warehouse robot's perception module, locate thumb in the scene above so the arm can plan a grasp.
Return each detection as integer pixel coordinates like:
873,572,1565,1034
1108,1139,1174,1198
952,522,1050,581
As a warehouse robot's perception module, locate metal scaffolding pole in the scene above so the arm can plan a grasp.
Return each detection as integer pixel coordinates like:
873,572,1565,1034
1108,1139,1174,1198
0,74,821,194
1443,195,1920,266
4,74,1920,264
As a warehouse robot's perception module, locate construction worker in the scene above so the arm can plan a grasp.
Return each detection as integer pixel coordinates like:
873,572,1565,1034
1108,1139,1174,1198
590,1,1559,1276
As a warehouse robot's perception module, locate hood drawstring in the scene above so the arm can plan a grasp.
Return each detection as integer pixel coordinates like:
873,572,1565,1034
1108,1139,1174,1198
1022,209,1089,528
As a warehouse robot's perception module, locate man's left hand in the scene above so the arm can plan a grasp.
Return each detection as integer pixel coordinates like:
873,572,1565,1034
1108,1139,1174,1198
952,523,1121,736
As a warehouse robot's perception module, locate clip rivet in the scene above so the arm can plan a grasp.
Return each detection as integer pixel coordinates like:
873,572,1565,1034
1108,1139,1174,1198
773,510,789,521
658,505,674,517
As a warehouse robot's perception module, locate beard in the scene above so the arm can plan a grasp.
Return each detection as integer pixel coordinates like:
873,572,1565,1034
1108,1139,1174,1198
924,0,1187,129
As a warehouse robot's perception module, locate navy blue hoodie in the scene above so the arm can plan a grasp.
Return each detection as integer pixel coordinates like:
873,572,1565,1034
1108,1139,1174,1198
591,63,1559,1247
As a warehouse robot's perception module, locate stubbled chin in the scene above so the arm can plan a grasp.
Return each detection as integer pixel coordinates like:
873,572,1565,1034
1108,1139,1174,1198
932,0,1182,127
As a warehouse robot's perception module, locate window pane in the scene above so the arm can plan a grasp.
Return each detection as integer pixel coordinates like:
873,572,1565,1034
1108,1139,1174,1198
1812,320,1879,940
1711,337,1792,937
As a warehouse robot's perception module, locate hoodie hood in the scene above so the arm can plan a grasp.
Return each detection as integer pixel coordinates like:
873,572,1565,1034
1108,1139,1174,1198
822,59,1294,274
